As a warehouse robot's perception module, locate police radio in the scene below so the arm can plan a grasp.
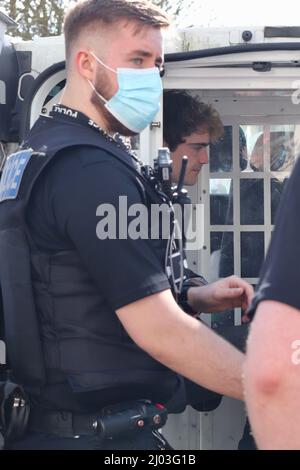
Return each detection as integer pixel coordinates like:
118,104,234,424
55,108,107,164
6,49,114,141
142,148,192,298
153,147,173,199
142,147,191,208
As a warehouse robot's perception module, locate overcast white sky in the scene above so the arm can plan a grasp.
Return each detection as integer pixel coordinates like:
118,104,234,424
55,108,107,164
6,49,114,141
181,0,300,27
1,0,299,29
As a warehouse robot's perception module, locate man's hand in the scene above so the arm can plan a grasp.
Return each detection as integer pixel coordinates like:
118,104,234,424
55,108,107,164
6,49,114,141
188,275,254,314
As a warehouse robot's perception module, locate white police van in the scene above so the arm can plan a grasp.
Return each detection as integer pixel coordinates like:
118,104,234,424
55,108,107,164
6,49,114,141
1,11,300,449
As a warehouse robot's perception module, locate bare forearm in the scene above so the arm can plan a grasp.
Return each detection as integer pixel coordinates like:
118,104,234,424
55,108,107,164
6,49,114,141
244,361,300,449
244,301,300,449
148,315,244,400
117,290,244,400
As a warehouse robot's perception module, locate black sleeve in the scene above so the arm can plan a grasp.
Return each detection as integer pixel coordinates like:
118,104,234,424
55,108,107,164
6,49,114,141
50,148,170,311
249,157,300,317
184,268,208,284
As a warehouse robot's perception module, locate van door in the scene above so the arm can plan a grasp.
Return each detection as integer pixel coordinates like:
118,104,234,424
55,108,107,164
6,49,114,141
0,37,34,151
160,44,300,449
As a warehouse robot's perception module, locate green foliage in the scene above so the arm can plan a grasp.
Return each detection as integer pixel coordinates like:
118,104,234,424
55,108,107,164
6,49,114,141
2,0,68,40
151,0,195,21
1,0,194,40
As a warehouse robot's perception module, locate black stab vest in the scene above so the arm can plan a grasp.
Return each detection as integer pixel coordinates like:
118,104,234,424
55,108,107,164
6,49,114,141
0,114,180,406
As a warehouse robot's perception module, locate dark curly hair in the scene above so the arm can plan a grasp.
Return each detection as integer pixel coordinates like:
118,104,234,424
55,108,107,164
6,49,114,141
163,90,224,151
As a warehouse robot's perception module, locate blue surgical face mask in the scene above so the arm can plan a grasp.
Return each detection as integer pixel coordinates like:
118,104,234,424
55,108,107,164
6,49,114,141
88,51,163,133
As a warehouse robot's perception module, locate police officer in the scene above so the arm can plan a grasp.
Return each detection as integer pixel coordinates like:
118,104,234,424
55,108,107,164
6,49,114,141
0,0,253,450
244,142,300,447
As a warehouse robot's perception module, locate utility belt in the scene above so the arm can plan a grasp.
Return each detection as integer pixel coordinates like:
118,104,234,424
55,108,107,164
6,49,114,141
28,400,168,440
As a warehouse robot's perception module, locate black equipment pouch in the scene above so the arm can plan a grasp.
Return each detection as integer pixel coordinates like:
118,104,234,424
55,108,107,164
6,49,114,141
0,380,30,449
96,400,168,440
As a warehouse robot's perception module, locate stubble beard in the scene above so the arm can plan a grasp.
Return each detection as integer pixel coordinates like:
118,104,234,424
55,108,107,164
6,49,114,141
90,69,137,137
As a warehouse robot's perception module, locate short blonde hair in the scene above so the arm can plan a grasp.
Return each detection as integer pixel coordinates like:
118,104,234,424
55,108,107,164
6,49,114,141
64,0,170,59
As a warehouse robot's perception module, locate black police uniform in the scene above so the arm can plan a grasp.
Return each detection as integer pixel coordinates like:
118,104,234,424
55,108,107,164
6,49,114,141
248,153,300,316
235,132,300,453
0,105,224,449
0,105,183,449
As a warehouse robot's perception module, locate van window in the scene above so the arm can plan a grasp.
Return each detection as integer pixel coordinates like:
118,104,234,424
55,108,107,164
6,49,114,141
209,121,300,327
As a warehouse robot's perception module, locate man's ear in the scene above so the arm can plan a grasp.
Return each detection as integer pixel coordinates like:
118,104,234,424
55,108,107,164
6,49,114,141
76,50,95,81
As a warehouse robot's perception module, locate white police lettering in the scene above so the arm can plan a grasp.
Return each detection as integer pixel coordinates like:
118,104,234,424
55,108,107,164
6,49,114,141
88,119,100,129
0,80,6,105
0,149,33,202
0,340,6,365
53,105,78,119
